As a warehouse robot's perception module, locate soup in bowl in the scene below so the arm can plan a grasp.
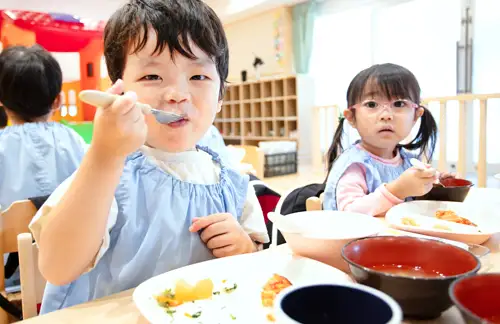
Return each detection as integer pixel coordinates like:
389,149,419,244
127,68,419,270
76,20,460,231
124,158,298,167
342,236,480,319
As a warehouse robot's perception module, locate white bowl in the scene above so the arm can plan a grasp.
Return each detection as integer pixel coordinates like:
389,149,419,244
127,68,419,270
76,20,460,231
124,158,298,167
270,210,386,272
274,283,402,324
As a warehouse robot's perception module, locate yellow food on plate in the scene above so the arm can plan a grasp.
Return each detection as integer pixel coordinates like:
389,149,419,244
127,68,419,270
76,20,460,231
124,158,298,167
175,278,214,302
155,278,214,308
432,224,452,231
401,217,418,226
435,210,477,227
261,274,292,307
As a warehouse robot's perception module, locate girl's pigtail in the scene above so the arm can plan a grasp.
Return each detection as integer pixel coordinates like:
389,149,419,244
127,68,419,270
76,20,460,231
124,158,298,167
324,116,346,182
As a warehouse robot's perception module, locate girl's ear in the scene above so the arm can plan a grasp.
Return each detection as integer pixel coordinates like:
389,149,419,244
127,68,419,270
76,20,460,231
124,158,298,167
344,109,356,128
415,106,424,121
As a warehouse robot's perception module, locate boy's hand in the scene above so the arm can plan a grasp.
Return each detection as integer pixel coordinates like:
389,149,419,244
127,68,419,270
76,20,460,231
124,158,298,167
189,213,256,258
91,79,147,160
386,167,437,200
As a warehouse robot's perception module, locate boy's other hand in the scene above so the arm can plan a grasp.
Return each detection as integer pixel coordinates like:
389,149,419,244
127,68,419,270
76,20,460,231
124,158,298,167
189,213,256,257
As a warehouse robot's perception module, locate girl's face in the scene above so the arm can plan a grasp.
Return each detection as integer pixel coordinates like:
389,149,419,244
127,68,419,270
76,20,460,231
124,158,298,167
344,83,424,158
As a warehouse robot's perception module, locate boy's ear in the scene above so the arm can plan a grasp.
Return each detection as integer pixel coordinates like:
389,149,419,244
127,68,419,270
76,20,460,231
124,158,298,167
52,93,63,111
216,100,223,113
343,109,356,128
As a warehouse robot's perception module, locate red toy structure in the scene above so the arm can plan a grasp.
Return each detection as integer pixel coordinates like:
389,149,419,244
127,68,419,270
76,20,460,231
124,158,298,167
0,10,106,121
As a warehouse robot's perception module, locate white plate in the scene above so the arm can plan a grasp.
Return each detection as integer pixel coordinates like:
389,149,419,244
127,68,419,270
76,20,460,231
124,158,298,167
133,250,352,324
386,200,500,244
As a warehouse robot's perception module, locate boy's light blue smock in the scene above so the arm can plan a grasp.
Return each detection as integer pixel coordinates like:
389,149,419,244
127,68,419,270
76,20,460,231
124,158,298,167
324,143,415,210
0,122,86,209
40,146,249,313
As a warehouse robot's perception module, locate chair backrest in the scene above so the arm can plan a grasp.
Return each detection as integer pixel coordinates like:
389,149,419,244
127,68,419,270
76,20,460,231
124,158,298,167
306,196,323,211
18,233,45,320
0,200,37,290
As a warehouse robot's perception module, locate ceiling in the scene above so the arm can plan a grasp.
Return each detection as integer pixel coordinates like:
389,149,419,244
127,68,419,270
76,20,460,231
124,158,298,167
205,0,306,24
0,0,306,24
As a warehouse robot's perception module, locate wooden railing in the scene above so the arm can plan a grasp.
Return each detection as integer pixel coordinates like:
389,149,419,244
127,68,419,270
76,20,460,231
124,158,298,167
312,93,500,188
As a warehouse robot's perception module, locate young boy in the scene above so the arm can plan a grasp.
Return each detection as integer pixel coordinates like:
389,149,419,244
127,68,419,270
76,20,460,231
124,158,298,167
31,0,269,313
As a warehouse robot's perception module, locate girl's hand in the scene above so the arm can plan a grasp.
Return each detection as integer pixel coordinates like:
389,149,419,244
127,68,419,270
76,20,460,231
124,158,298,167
439,172,456,181
386,167,438,200
90,80,147,160
189,213,256,257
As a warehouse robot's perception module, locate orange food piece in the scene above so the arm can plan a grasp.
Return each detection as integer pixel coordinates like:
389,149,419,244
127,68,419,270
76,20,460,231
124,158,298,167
267,313,276,322
261,274,292,307
435,210,477,227
155,295,183,307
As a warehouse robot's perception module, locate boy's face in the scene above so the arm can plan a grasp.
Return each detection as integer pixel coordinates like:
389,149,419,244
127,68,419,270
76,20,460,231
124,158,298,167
122,29,222,152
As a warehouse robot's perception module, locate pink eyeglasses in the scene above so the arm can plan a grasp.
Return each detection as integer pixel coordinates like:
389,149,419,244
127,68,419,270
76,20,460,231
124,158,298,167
349,99,421,113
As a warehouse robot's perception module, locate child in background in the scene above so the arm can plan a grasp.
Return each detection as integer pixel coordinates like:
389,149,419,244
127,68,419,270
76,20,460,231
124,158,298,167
31,0,269,313
0,45,86,210
323,63,451,215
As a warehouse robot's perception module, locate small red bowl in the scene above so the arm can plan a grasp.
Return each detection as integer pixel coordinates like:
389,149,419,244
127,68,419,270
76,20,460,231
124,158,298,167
450,273,500,323
416,178,473,202
342,236,480,319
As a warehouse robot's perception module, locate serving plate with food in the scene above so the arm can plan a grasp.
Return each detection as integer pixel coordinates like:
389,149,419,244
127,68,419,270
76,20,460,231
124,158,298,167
386,200,500,244
133,250,352,323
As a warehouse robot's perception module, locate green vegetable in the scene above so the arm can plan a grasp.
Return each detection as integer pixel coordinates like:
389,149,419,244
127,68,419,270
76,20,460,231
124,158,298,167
224,283,237,293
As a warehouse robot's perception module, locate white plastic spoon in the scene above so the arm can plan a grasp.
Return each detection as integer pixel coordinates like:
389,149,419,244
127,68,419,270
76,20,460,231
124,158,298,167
79,90,185,124
410,158,444,187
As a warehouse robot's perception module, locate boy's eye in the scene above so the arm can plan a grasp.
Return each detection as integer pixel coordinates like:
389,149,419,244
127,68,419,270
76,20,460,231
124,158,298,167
191,75,209,81
141,75,161,81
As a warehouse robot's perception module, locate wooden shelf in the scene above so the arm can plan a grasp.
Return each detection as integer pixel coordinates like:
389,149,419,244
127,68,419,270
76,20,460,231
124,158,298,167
216,75,299,145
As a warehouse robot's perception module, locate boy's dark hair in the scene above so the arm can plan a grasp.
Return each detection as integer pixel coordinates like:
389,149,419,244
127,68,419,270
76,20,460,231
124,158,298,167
104,0,229,100
325,63,438,180
0,106,7,128
0,45,63,123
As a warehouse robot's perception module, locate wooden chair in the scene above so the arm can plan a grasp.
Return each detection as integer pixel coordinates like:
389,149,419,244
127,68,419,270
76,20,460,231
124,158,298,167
0,200,38,323
17,233,45,320
305,195,323,211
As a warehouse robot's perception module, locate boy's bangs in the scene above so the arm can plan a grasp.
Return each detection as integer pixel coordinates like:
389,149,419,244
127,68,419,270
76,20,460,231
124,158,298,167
128,25,198,61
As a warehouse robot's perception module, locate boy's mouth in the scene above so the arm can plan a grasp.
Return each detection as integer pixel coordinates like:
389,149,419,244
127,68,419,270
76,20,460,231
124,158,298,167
167,117,189,128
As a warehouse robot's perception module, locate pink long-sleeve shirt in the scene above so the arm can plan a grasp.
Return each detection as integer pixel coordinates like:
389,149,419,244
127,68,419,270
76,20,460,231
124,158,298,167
336,145,404,216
